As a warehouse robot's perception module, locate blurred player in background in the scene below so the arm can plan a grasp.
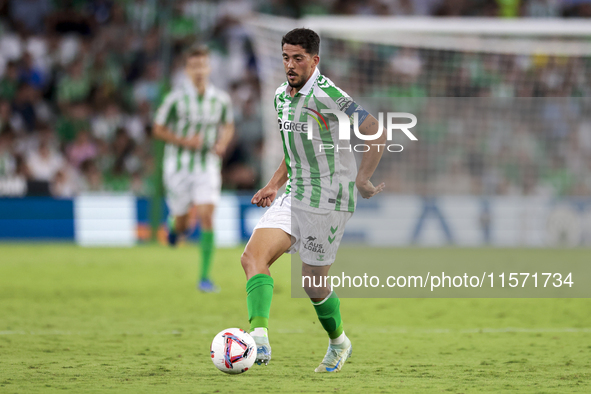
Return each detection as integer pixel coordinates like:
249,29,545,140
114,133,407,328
241,29,386,372
153,46,234,293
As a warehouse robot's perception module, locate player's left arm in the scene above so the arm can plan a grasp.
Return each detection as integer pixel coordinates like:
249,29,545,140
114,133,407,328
355,115,386,199
213,95,235,156
213,122,235,156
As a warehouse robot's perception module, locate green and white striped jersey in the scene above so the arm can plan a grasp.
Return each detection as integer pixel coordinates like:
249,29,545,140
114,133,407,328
275,68,362,213
155,82,233,173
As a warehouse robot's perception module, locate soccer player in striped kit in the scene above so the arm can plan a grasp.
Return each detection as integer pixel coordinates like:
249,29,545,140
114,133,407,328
154,46,234,293
241,28,386,371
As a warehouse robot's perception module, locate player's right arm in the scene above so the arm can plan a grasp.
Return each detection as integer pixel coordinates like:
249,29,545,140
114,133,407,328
152,91,202,150
153,123,203,150
251,158,288,208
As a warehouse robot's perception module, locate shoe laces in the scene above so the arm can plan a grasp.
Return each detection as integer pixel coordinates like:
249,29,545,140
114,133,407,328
321,346,340,365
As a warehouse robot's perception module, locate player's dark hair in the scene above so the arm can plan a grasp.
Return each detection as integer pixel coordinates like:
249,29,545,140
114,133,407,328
281,28,320,55
185,45,209,63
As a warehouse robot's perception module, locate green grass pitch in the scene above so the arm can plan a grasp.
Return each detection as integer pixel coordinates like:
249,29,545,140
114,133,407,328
1,244,590,393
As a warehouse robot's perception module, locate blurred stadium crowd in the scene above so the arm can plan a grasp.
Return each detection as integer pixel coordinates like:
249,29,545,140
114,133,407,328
262,0,591,17
0,0,262,197
319,39,591,197
0,0,590,198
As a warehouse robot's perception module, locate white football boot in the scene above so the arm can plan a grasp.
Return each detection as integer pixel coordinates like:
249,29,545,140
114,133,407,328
251,335,272,366
314,336,352,373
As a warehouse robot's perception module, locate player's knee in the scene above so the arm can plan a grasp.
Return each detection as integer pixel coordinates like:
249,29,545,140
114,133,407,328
197,208,214,230
240,250,255,272
175,215,189,233
201,216,213,230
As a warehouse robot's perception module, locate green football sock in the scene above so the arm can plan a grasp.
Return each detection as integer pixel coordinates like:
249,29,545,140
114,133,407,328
246,274,274,331
200,230,214,281
312,291,344,339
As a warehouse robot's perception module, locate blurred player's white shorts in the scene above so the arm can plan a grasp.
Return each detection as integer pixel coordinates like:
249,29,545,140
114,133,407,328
163,161,221,216
253,193,352,266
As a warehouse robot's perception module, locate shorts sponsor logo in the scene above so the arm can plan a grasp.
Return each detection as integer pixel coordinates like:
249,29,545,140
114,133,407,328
304,235,325,254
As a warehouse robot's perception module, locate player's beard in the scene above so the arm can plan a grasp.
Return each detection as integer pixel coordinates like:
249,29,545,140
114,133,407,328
287,72,306,89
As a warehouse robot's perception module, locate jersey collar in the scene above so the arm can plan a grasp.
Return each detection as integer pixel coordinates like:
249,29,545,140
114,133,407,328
285,67,320,97
185,80,214,99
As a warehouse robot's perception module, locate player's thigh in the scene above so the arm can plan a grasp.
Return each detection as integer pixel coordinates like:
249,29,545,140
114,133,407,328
164,170,192,216
298,209,352,299
297,208,353,267
242,228,292,278
195,204,215,216
192,166,221,206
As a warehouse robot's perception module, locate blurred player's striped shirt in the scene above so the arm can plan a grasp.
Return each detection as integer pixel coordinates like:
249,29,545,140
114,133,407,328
155,82,233,173
275,68,363,213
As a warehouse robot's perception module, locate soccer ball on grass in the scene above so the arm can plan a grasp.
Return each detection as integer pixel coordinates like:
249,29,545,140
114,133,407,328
210,328,256,374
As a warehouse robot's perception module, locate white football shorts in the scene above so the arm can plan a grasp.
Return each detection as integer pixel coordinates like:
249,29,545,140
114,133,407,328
163,158,221,216
253,193,353,266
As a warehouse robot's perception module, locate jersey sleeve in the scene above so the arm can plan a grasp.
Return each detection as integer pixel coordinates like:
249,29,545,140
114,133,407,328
318,77,369,127
336,95,370,127
154,91,178,126
273,83,287,113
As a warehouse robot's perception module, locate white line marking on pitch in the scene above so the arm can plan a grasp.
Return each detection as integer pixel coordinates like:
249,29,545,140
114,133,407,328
1,328,590,336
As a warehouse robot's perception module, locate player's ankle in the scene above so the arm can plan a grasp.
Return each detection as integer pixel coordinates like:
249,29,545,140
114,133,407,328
251,327,268,338
329,331,347,346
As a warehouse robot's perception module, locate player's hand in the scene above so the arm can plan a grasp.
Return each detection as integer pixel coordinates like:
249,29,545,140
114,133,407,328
356,178,385,199
251,186,277,208
212,143,227,157
183,135,203,150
